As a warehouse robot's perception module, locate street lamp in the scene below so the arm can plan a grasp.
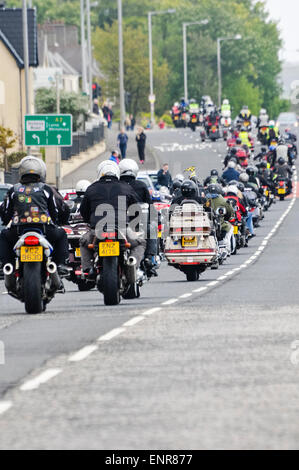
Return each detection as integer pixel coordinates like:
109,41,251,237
183,19,209,102
80,0,88,94
217,34,242,108
87,1,99,113
148,9,176,124
118,0,126,128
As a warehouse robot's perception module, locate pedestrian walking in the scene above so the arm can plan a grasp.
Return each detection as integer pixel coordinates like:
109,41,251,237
117,129,129,160
136,127,146,164
125,115,131,132
130,114,136,131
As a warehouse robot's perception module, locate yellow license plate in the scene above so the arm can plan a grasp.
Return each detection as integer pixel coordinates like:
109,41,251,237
99,242,120,257
265,190,269,197
182,237,197,247
234,226,239,235
278,189,285,195
192,118,197,123
20,246,43,263
175,116,179,120
158,231,162,238
75,248,81,258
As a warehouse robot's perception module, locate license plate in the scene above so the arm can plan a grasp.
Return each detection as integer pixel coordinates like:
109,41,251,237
175,116,179,120
278,189,285,195
234,226,239,235
265,190,269,197
192,118,197,123
75,248,81,258
182,237,197,247
158,231,162,239
212,126,216,131
99,242,120,257
20,246,43,263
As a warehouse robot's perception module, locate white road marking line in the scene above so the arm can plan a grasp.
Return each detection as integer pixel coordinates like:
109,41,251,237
193,287,208,293
142,308,161,316
207,281,219,287
217,276,227,281
98,328,126,342
179,293,193,299
69,345,98,363
20,369,62,392
224,271,234,276
123,316,145,327
2,292,8,295
0,401,13,416
162,298,179,306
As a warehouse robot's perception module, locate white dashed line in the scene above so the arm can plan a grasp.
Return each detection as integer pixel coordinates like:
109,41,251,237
123,316,145,327
179,293,193,299
193,287,208,293
143,308,161,316
0,401,13,415
20,369,62,392
162,298,179,306
69,345,98,363
98,328,126,342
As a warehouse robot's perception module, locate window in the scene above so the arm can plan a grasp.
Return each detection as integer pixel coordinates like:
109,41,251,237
0,80,5,105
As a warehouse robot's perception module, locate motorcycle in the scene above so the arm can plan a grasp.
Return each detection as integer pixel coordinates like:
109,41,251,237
165,202,217,281
276,178,287,201
258,126,269,145
236,148,249,168
3,230,63,314
88,229,141,305
189,112,199,132
63,222,96,292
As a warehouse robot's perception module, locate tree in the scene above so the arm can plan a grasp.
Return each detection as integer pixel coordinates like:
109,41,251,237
0,126,17,172
224,76,262,117
35,88,89,131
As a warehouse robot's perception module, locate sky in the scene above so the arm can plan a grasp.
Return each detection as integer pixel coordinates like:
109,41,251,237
265,0,299,63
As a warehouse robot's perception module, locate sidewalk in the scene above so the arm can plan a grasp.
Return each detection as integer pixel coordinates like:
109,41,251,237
62,125,159,189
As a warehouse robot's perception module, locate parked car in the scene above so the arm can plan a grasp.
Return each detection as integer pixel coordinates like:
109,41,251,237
137,171,158,196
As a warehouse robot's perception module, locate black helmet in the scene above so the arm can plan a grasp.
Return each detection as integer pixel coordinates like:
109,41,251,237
181,180,198,199
190,175,201,186
231,148,237,155
211,169,219,177
236,138,242,145
278,157,285,166
261,147,267,153
260,161,267,169
246,167,255,177
207,184,223,196
172,179,182,191
237,182,245,192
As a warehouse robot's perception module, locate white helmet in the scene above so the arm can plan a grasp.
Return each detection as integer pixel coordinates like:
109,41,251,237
227,185,238,196
260,108,267,115
19,156,47,182
269,120,275,127
119,159,139,178
97,160,120,180
239,172,249,183
76,179,91,194
175,174,184,183
223,99,229,105
228,161,236,169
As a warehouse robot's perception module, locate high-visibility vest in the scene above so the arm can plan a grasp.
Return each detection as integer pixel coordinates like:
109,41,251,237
221,104,231,113
239,131,251,147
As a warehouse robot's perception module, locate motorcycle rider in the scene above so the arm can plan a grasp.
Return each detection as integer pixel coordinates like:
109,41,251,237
0,156,69,275
119,159,158,278
256,108,269,139
221,99,231,117
239,105,252,122
273,157,293,195
205,184,235,255
171,180,206,214
222,161,240,184
204,169,226,187
239,126,252,150
79,160,143,277
267,121,279,145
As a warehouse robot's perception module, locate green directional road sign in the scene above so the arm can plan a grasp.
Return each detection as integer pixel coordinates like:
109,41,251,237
24,114,73,147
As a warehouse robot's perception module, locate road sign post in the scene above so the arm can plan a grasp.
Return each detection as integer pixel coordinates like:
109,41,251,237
25,115,73,147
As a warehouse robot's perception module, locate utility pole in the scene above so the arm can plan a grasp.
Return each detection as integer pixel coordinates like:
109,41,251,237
56,73,61,189
148,12,154,125
217,39,222,110
118,0,126,128
80,0,88,94
22,0,30,153
86,0,93,113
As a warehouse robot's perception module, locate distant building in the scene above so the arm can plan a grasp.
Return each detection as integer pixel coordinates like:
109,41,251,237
0,6,38,148
38,22,103,94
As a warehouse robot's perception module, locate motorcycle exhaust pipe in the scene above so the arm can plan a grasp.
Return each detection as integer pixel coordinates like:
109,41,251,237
47,262,62,290
3,264,15,291
126,256,137,284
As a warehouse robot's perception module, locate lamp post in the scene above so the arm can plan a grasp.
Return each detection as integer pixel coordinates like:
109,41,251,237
183,19,209,102
86,1,99,113
148,9,176,125
80,0,88,94
118,0,126,128
217,34,242,108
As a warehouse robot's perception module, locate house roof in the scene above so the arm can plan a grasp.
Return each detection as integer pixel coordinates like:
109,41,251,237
0,7,38,68
0,28,24,67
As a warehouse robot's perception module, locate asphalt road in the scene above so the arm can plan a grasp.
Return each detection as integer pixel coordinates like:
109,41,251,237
0,128,299,450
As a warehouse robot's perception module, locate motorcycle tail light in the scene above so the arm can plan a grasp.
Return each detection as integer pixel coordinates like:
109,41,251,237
279,181,284,187
24,236,39,246
101,232,117,239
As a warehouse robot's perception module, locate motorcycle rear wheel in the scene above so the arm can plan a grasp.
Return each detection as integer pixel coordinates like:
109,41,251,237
103,257,121,306
23,262,43,314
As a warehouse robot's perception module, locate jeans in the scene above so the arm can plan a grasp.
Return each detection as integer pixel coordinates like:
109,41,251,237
246,213,254,235
120,144,127,159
